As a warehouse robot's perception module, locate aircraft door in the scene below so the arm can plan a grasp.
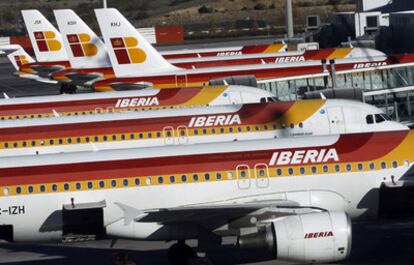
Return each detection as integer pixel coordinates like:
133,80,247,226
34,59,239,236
163,126,175,145
175,74,188,88
177,126,189,144
254,163,270,188
236,164,251,189
228,91,242,104
327,107,346,134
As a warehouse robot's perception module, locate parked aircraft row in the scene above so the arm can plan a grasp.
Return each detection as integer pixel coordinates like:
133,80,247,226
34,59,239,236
4,8,410,94
1,7,414,265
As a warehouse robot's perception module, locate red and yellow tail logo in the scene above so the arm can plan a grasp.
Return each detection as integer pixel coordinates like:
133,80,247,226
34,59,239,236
14,55,29,67
110,37,146,64
34,31,62,52
67,33,98,57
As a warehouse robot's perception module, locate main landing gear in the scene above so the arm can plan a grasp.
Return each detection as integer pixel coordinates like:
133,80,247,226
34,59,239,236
60,83,77,94
168,240,196,265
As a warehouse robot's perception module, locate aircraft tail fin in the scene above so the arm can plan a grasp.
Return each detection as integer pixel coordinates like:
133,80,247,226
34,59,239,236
54,9,111,69
7,45,36,71
21,9,68,62
94,8,180,77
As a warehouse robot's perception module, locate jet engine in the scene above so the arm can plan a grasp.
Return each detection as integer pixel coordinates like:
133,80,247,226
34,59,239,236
237,211,351,263
209,75,257,87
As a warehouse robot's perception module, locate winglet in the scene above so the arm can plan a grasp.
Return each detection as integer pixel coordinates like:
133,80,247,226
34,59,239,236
54,9,111,69
21,10,68,62
114,202,145,225
94,8,180,77
320,92,327,100
3,93,10,99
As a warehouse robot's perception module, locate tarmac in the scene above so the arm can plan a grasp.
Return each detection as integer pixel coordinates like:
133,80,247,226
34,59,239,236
1,57,414,265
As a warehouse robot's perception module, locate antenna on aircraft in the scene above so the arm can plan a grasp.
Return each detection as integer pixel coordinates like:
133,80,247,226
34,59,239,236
52,109,60,117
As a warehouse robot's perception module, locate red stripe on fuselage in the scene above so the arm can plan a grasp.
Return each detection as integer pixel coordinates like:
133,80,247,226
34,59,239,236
0,131,408,186
0,102,294,141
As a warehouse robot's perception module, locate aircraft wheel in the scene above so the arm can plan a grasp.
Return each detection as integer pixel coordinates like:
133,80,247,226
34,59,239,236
168,240,196,265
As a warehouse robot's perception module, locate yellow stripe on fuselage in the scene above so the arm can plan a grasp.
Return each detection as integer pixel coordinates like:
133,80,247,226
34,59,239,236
326,48,352,60
277,99,325,125
264,44,286,53
179,85,227,106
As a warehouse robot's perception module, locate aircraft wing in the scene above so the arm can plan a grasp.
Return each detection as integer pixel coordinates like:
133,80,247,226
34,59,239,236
116,200,322,227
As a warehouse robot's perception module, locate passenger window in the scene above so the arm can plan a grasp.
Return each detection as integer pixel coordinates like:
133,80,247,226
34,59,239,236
392,161,398,168
311,166,317,174
123,179,128,186
31,141,36,147
300,167,305,174
246,126,251,132
64,183,69,191
258,169,265,177
358,163,363,171
288,168,293,175
13,142,17,148
67,138,72,144
157,132,161,138
204,173,210,181
169,176,175,183
227,171,233,179
40,185,46,192
121,134,126,140
194,129,199,135
112,135,117,141
299,122,304,128
130,133,135,139
264,125,269,131
88,182,93,189
146,177,152,185
346,164,352,171
335,165,340,172
99,181,105,188
193,174,199,181
212,128,216,134
158,176,164,184
181,175,187,182
16,187,22,194
111,180,117,187
135,178,140,186
255,125,259,131
216,172,222,179
323,165,328,173
148,133,152,138
220,128,225,133
290,124,294,129
28,186,34,193
369,162,375,170
94,136,99,142
76,183,81,190
277,168,282,176
381,161,386,169
139,133,143,139
229,128,233,133
366,115,374,124
3,142,8,148
22,141,27,147
85,137,90,143
202,129,207,135
52,184,58,192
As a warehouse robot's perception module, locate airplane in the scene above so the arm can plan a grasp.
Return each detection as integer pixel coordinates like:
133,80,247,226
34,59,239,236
3,45,57,84
50,9,382,93
0,85,274,120
0,124,412,264
92,8,405,91
20,10,71,78
0,99,405,157
159,42,287,59
17,10,286,92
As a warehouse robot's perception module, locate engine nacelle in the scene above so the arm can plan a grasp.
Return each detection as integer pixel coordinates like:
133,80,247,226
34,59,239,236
237,211,352,263
209,75,257,87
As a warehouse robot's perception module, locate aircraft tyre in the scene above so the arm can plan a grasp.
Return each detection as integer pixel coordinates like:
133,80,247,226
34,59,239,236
168,240,196,265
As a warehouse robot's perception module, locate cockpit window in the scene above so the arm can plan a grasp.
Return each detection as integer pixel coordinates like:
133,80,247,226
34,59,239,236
260,97,267,103
375,114,385,123
381,113,392,121
366,115,374,124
